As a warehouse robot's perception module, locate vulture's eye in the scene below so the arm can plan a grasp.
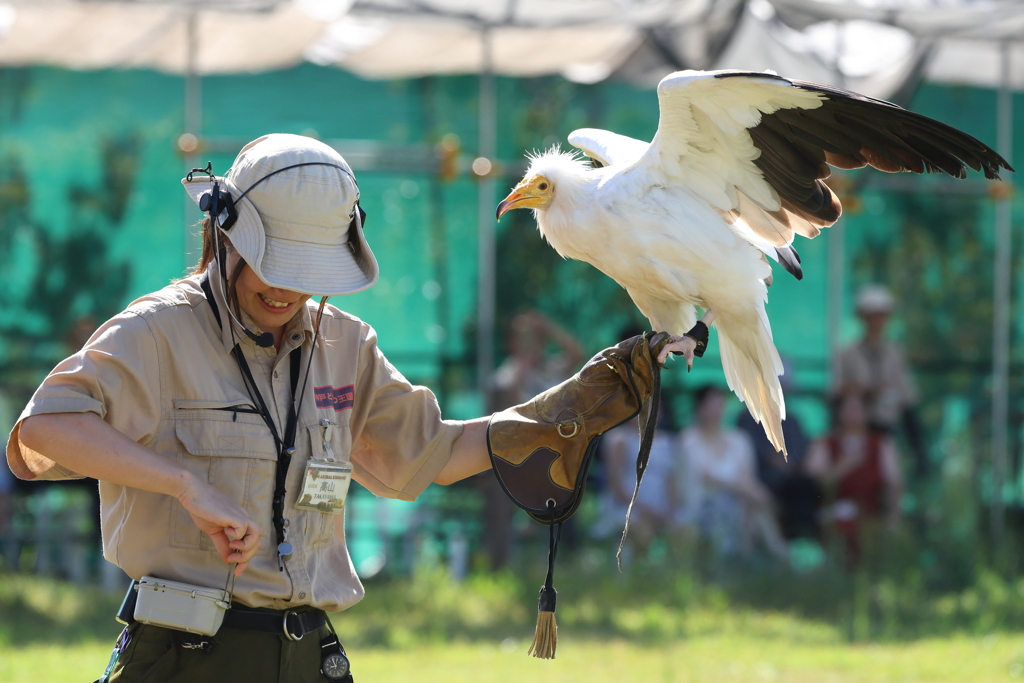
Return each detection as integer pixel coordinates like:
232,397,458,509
539,183,548,190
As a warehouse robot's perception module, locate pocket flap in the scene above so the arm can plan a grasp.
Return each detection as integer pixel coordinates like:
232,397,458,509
174,412,277,460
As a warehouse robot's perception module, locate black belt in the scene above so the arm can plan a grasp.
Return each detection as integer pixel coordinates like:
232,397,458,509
222,604,326,641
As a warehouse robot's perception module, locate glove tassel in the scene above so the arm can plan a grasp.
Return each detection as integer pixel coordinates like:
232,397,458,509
529,509,562,659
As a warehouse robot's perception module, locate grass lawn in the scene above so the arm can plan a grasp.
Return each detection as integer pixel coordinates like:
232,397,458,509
5,571,1024,682
3,630,1024,682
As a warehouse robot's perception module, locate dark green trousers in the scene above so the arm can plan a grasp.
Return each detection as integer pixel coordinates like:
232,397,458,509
108,621,336,683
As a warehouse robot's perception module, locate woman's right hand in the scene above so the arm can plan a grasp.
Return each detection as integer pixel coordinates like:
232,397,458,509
177,474,263,576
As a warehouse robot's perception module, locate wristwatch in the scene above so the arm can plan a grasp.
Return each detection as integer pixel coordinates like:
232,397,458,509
320,633,352,681
322,651,350,681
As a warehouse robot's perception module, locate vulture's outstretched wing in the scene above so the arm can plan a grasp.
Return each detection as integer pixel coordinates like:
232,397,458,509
624,70,1013,252
568,128,648,168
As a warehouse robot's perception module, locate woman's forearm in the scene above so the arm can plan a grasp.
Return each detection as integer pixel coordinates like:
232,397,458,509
434,417,492,485
18,412,194,497
18,411,264,573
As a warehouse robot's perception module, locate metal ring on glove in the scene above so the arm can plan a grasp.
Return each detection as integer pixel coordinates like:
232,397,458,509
557,420,579,438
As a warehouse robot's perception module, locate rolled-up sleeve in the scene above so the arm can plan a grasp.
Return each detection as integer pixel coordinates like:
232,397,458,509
348,324,462,501
6,311,162,481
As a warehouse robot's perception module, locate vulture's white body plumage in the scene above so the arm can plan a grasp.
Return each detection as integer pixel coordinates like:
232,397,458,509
503,70,1011,454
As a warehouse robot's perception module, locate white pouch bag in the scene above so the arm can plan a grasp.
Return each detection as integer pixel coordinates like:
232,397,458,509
134,572,233,636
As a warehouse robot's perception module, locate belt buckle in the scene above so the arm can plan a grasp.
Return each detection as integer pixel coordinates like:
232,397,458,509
283,610,303,641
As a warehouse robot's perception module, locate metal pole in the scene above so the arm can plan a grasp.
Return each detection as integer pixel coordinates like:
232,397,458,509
991,41,1013,546
184,11,202,260
827,23,847,358
476,26,496,398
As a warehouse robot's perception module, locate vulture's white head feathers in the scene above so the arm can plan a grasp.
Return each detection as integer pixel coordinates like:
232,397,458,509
496,147,591,223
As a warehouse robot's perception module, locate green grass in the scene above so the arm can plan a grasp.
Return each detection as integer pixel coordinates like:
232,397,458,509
6,567,1024,682
4,632,1024,682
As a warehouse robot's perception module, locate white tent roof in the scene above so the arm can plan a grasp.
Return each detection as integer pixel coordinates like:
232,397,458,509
0,0,1021,94
0,0,326,74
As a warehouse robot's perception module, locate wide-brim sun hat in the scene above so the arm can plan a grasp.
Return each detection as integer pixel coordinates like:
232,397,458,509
855,284,895,315
182,133,378,296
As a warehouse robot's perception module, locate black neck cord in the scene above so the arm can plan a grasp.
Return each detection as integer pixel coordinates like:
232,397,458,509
200,273,317,571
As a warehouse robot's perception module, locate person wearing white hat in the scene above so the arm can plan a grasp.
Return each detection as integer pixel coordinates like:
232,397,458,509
7,134,494,682
832,284,924,478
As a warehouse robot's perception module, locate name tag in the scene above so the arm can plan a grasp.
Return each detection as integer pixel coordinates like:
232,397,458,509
295,460,352,514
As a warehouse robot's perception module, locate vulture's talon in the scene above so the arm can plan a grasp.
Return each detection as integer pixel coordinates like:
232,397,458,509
658,336,697,366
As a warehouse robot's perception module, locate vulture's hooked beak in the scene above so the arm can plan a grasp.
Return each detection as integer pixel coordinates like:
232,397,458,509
495,191,521,220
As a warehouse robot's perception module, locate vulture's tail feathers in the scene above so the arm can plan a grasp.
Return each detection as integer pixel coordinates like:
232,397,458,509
715,308,787,456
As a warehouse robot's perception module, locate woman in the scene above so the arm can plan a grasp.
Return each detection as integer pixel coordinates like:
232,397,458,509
680,385,788,561
6,134,495,682
807,390,903,567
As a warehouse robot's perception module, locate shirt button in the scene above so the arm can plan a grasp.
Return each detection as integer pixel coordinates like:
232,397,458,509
298,592,306,599
273,371,279,378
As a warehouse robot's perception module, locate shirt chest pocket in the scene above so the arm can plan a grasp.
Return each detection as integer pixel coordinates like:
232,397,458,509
170,403,277,555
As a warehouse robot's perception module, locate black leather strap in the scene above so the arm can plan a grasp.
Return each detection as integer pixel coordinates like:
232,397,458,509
683,321,709,358
616,333,662,569
222,605,326,639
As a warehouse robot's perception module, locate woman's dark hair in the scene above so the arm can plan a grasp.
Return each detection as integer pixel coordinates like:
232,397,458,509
191,216,246,315
692,383,723,410
193,217,219,275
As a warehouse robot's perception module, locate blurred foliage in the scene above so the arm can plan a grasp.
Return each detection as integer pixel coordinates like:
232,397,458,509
0,133,138,407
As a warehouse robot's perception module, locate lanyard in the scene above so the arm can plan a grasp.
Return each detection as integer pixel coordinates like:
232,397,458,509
200,274,302,571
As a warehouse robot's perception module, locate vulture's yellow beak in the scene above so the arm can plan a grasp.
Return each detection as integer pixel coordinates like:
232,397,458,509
496,174,554,220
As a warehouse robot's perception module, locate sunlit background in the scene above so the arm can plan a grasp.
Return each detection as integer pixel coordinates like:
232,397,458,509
2,1,1024,681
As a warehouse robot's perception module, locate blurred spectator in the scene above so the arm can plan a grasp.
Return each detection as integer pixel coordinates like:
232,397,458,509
737,363,821,540
807,391,904,568
592,394,683,558
0,459,13,571
833,285,925,478
490,310,584,408
681,385,788,561
479,310,584,570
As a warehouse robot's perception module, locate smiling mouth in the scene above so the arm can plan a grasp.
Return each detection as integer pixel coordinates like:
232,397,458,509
258,293,294,310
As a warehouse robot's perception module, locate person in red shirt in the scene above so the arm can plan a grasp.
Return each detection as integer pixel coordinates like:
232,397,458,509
807,390,904,567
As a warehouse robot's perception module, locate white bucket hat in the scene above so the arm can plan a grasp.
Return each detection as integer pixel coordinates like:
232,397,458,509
182,133,378,296
855,284,895,314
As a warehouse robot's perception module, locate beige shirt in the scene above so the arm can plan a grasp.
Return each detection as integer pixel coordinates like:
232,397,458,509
833,339,918,428
6,264,462,611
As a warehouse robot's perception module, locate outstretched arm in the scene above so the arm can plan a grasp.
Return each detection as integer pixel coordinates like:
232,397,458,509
17,412,263,576
434,417,492,485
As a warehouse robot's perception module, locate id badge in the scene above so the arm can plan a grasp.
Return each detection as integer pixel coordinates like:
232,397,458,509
296,460,352,514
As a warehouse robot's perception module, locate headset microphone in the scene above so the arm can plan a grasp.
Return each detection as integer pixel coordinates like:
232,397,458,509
244,327,276,348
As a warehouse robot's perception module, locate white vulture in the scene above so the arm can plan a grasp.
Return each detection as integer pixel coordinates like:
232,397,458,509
496,69,1012,455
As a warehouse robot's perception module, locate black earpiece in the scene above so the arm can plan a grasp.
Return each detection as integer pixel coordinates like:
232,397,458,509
198,180,239,231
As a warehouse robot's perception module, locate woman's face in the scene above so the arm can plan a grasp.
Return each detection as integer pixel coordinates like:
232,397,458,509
233,261,312,336
696,389,725,427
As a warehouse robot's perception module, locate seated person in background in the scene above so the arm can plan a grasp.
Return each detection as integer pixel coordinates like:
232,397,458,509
593,394,681,559
806,390,904,568
736,363,821,540
681,385,788,561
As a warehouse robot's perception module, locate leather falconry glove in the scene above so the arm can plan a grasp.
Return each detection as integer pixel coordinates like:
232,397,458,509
486,331,672,659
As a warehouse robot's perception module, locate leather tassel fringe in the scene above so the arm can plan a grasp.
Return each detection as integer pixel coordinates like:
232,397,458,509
529,586,557,659
530,510,562,659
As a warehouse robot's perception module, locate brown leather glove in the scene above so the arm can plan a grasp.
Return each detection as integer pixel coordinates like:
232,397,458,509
487,332,671,659
487,331,670,525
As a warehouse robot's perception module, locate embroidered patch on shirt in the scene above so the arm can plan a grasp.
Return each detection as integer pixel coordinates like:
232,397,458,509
315,385,354,411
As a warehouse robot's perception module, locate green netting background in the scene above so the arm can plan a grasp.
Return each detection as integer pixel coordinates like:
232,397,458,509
3,65,1024,515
